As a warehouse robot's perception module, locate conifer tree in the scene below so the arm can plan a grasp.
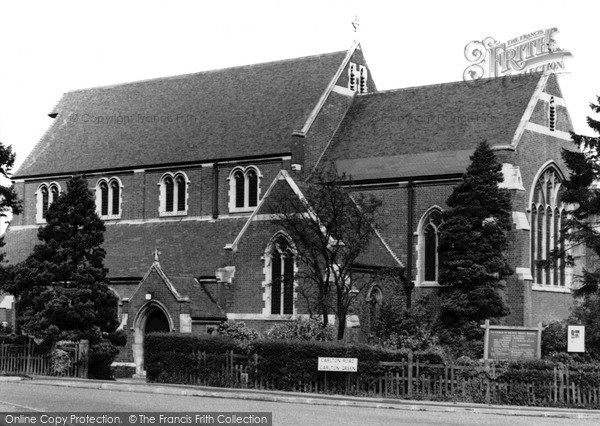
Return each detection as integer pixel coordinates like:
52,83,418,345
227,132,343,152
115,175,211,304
560,96,600,353
436,141,512,345
561,96,600,295
7,176,118,344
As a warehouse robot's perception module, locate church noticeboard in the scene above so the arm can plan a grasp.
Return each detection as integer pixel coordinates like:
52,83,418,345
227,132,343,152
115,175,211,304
482,320,542,361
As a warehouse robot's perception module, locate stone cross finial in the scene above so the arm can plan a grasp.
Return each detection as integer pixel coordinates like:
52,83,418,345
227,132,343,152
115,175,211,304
352,15,359,33
153,248,161,262
352,15,360,43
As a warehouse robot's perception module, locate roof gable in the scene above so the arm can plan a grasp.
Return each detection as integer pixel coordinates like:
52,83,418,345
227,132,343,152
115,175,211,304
323,73,543,163
229,170,401,268
128,260,188,302
16,50,349,178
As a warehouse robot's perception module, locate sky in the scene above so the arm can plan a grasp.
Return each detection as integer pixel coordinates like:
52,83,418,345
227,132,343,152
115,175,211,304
0,0,598,173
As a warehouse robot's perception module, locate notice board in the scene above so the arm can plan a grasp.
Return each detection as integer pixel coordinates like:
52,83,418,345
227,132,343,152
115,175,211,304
482,320,542,361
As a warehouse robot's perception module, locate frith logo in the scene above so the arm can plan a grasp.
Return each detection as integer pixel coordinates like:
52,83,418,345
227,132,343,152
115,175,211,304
463,28,572,83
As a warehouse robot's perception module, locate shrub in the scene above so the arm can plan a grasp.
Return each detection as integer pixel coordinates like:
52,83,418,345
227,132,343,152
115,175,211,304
50,348,72,374
108,330,127,347
267,318,335,341
216,321,258,344
0,322,13,335
542,321,567,356
88,340,119,380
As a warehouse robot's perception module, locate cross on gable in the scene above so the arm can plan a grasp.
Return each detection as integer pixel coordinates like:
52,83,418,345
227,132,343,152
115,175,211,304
153,248,161,262
352,15,359,32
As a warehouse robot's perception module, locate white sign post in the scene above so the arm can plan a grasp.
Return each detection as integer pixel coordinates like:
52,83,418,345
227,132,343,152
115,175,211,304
567,325,585,353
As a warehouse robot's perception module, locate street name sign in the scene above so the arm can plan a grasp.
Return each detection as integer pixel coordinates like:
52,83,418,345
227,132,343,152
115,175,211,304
318,357,358,372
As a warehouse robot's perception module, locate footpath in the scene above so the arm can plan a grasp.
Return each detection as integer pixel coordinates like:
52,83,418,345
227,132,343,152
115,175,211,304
2,375,600,420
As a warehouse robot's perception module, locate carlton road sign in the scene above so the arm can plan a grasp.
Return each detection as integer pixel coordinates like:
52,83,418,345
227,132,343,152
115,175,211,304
318,357,358,372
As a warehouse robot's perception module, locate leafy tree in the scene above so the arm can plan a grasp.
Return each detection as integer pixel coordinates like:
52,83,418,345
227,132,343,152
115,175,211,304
7,176,119,377
0,141,22,267
271,164,400,340
436,141,512,352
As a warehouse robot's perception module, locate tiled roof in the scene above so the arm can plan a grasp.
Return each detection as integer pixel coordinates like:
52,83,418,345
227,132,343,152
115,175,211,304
337,149,473,181
170,277,226,319
110,274,226,320
244,171,401,269
103,220,243,278
15,51,349,178
324,74,542,163
4,218,245,278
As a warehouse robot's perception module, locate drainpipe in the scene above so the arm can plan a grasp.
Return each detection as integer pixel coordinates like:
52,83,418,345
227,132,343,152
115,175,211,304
406,180,415,309
212,164,219,219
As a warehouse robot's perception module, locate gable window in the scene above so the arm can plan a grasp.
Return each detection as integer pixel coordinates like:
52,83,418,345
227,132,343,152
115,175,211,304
159,172,189,217
548,96,557,132
359,66,368,93
531,165,568,287
229,166,261,212
416,207,443,285
36,182,61,223
348,63,357,92
95,177,122,219
348,63,368,93
263,234,295,316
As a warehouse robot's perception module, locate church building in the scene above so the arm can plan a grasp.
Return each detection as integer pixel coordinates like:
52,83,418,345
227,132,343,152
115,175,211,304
3,43,578,373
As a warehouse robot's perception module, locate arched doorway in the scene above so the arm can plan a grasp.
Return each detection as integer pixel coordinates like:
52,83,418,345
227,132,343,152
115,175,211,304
145,310,170,334
132,302,173,376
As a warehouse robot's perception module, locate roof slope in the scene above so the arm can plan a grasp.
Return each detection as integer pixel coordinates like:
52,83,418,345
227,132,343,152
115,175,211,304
231,170,401,269
324,74,542,165
4,219,245,278
16,51,348,178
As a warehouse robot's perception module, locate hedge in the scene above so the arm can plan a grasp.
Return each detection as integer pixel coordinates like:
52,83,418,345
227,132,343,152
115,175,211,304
145,333,239,384
144,333,600,407
144,333,444,389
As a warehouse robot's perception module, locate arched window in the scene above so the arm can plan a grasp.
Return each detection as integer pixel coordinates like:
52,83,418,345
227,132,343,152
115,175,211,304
417,207,443,285
548,96,557,132
36,182,61,223
111,181,120,216
265,234,295,316
348,63,357,92
247,169,258,207
234,170,244,208
159,172,188,216
41,186,49,219
367,285,383,333
229,166,261,212
96,177,122,219
99,182,109,216
164,177,174,212
530,165,568,286
50,185,59,207
176,175,186,212
359,65,368,93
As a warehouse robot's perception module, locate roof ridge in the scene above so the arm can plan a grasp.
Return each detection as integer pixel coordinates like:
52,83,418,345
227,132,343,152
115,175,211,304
358,72,546,97
62,50,348,95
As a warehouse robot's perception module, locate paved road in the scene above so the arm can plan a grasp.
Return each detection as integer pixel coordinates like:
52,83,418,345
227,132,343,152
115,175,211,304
0,381,597,426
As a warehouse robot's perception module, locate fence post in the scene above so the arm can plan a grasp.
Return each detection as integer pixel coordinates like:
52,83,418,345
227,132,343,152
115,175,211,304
407,351,413,398
484,359,491,405
77,340,89,379
25,339,33,375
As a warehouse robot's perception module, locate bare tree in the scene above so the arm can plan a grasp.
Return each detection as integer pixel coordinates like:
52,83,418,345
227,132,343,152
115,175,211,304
270,164,400,340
